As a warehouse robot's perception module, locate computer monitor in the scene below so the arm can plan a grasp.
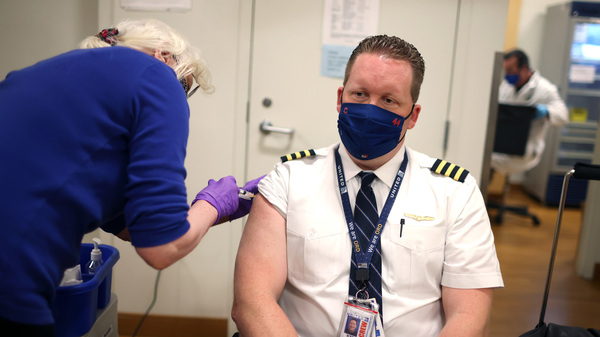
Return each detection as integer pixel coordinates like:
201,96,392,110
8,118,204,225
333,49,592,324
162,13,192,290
493,103,537,156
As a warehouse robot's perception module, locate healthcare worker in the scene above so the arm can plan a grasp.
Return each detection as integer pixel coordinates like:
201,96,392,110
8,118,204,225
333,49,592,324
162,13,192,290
493,49,569,173
0,18,261,336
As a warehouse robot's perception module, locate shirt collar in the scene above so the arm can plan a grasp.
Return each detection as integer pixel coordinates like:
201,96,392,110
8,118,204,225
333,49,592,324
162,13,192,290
338,142,407,188
518,71,539,92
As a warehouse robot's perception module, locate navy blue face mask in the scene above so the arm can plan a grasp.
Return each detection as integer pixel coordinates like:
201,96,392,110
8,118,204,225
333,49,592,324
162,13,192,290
505,74,520,85
337,102,413,160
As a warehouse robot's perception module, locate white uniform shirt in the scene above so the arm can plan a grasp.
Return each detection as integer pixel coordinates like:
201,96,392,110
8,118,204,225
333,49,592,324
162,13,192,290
259,143,504,337
494,71,569,173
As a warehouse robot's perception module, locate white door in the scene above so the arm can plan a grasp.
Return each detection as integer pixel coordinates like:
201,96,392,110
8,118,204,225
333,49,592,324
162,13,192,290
97,0,246,323
246,0,461,179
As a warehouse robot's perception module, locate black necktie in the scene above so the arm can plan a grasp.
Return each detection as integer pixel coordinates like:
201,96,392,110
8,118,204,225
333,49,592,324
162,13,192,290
349,171,383,316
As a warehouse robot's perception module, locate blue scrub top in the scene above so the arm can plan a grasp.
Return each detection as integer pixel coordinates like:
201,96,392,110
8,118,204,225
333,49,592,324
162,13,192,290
0,47,191,324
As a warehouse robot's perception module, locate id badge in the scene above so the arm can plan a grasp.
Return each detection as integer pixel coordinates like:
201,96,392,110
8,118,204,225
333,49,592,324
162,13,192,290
368,299,385,337
337,296,378,337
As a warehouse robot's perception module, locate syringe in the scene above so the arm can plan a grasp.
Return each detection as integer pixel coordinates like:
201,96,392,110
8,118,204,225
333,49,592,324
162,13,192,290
238,189,255,200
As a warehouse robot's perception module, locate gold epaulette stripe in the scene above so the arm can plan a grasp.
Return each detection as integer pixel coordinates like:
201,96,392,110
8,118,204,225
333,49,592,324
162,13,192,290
431,159,469,183
280,149,316,162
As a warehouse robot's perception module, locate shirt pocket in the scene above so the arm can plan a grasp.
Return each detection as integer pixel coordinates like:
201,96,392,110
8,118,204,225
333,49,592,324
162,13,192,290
287,210,349,284
386,223,445,293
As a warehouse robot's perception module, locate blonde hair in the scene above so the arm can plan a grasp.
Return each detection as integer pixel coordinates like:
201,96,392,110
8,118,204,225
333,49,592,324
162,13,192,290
79,18,214,94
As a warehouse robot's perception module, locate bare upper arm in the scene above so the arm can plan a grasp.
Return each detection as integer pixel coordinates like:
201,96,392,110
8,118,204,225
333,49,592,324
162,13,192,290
232,194,297,337
442,286,493,315
234,193,288,302
440,286,494,336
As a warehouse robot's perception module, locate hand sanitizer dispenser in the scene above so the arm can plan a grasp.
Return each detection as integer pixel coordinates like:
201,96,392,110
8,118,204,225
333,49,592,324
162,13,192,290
86,238,104,274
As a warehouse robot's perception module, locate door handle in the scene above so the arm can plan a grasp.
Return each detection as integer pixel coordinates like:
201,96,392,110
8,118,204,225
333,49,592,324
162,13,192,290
259,119,295,135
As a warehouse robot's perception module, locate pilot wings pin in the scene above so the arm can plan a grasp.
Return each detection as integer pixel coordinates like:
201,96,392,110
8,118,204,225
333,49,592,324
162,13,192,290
404,213,434,221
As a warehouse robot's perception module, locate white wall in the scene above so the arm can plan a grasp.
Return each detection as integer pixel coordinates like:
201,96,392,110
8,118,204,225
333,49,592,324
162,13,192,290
445,0,510,182
0,0,98,77
516,0,568,69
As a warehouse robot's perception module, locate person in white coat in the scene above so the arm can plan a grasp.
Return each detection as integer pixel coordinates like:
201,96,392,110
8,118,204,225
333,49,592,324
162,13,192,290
492,49,569,174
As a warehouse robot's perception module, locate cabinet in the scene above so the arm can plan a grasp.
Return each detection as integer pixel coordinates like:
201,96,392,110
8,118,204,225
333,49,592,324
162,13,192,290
524,1,600,205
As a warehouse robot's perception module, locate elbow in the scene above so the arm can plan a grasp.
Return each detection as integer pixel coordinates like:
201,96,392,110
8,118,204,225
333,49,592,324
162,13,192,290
232,293,255,330
135,246,177,270
133,227,197,270
144,257,174,270
231,298,244,326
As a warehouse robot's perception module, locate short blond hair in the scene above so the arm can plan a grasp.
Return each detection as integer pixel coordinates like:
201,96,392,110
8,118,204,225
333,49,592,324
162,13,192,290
79,18,214,94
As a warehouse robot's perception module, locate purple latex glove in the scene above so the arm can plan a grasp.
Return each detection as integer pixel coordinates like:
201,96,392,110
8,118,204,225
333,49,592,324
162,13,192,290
192,176,239,224
229,174,267,221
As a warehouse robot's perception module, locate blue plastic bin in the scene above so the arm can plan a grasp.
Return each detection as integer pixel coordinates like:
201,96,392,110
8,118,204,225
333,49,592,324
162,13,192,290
51,243,119,337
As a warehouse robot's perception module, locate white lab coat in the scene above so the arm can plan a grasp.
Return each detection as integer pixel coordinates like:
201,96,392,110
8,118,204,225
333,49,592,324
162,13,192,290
492,71,569,174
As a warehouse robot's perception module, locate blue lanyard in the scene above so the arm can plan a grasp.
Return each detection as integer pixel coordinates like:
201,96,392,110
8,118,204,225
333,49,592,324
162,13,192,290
334,146,408,274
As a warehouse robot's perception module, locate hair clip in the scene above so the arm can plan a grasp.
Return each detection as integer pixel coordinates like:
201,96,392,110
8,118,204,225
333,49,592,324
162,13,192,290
97,28,119,46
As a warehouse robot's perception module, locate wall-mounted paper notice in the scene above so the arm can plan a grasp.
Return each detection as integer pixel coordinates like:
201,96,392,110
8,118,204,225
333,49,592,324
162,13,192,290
321,44,356,78
569,64,596,84
121,0,191,11
321,0,380,78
